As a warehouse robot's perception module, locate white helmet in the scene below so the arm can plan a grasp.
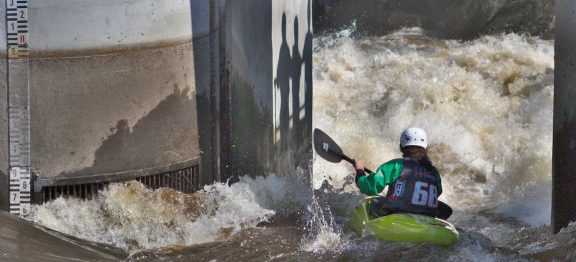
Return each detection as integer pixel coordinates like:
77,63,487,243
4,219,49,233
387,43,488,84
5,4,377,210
400,127,427,149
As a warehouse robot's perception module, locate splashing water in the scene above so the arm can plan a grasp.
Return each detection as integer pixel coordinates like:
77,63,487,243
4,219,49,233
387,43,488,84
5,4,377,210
22,26,563,261
313,27,553,227
30,174,309,252
300,188,350,254
300,198,345,253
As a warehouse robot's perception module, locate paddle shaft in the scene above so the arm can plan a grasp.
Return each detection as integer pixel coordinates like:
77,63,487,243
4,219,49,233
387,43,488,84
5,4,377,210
341,153,374,174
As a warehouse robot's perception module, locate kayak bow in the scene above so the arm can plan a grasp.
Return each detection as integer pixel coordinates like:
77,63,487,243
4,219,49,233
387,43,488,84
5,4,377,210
350,197,459,246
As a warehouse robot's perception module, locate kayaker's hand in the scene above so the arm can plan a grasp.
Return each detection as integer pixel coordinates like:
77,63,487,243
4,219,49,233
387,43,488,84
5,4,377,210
354,159,365,172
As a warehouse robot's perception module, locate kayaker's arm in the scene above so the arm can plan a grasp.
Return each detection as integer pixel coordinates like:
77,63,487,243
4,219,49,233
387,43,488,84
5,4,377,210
356,172,382,196
355,159,402,196
354,159,380,195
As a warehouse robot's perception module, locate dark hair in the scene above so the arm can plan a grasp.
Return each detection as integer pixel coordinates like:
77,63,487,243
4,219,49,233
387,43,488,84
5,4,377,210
401,146,434,171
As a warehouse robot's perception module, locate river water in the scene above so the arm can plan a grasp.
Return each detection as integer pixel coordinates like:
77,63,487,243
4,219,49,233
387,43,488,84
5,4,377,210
2,28,574,261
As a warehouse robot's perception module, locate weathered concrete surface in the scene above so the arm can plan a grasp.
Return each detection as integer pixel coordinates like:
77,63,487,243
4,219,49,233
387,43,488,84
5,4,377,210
224,0,274,177
192,0,222,185
219,0,313,178
314,0,554,39
193,37,215,186
552,0,576,233
29,43,197,178
29,0,192,56
0,0,201,207
271,0,314,174
1,0,314,209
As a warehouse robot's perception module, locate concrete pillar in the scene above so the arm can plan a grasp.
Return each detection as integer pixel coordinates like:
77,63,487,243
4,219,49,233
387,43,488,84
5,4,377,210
1,0,201,209
219,0,313,179
192,0,222,185
1,0,314,211
552,0,576,233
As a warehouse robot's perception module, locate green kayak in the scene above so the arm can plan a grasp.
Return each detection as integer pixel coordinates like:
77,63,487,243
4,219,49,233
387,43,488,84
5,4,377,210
350,197,459,246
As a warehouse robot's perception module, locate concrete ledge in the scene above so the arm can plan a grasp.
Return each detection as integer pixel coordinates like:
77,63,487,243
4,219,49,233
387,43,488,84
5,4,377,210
34,158,199,188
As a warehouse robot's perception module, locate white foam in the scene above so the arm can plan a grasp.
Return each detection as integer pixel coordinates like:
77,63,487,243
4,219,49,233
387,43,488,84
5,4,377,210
313,28,553,224
28,28,554,255
30,174,309,252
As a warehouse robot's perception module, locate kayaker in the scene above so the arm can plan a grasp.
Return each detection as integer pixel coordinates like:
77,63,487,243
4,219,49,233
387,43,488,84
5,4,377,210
354,127,452,220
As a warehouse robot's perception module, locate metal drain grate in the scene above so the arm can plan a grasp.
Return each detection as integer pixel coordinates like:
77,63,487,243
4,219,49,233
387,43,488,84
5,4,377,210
42,182,107,201
134,164,200,193
36,160,201,203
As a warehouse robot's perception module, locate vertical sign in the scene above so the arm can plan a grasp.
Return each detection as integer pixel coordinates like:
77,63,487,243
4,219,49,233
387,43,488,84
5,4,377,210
6,0,30,216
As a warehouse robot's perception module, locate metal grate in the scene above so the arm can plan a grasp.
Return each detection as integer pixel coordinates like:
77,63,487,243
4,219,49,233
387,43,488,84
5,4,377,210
134,164,200,193
39,163,201,203
42,182,107,201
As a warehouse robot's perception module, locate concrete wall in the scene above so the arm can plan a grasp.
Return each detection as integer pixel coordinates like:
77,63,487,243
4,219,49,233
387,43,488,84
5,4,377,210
29,0,192,56
552,0,576,233
194,0,314,182
27,0,196,179
1,0,314,209
30,46,197,178
194,0,223,184
271,0,313,174
314,0,554,39
222,0,274,177
218,0,313,178
1,0,201,207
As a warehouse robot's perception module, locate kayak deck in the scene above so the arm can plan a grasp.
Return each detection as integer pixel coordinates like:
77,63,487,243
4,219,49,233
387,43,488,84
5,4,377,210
350,198,459,246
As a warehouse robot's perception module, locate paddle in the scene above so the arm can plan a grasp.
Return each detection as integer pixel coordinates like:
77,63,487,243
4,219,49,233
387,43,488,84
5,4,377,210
313,128,373,173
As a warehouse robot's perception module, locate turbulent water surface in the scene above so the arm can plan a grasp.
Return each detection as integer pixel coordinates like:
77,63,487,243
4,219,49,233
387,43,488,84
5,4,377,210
2,28,574,261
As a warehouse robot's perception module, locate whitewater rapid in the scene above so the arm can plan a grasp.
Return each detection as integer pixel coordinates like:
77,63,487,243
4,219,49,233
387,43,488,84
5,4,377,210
24,27,565,261
312,27,554,226
30,175,309,252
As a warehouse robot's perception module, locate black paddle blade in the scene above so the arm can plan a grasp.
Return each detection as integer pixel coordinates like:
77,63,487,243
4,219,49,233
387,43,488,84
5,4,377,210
313,128,345,163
